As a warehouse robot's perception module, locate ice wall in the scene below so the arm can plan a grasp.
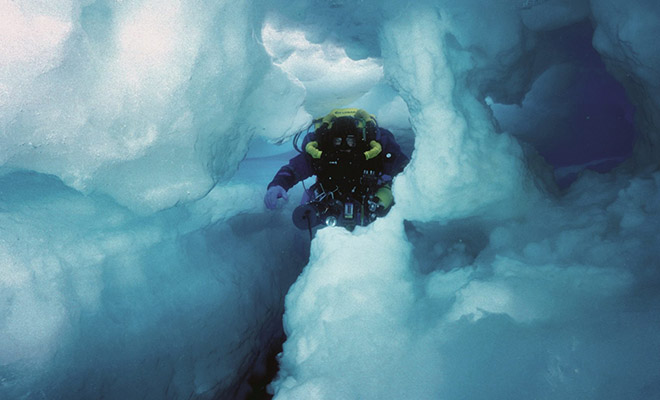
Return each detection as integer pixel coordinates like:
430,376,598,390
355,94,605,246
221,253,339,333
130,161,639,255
0,0,309,214
590,0,660,165
2,0,660,399
1,0,313,398
274,171,660,400
0,167,310,398
271,0,660,399
381,3,540,222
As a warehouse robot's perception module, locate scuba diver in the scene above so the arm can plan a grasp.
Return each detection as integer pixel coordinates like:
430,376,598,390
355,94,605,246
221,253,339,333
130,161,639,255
264,108,409,233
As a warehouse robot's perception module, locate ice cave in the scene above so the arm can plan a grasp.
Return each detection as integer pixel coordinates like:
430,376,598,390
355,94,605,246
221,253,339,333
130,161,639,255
1,0,659,399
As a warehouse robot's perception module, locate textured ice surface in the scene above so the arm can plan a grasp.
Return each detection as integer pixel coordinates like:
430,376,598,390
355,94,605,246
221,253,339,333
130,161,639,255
1,0,659,399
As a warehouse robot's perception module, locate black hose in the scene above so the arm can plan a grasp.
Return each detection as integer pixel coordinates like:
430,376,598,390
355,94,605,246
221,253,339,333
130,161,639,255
305,211,312,240
293,123,313,154
293,130,303,153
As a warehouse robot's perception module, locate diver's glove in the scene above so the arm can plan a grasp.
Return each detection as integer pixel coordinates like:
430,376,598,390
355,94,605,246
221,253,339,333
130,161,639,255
264,185,289,210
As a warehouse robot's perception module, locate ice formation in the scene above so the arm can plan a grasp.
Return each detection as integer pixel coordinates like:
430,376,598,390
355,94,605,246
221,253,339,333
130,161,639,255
1,0,659,399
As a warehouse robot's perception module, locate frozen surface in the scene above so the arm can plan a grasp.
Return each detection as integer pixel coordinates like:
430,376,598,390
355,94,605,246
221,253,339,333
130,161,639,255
274,170,660,400
0,0,309,214
1,0,659,399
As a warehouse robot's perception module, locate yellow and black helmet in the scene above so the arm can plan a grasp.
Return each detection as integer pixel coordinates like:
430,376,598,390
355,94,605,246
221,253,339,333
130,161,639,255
306,108,382,160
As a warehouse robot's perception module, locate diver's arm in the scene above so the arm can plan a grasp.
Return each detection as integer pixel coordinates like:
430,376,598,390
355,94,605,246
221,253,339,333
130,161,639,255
378,128,410,177
267,153,314,191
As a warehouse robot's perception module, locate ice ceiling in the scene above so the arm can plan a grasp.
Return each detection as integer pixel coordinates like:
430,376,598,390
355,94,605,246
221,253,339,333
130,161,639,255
1,0,659,399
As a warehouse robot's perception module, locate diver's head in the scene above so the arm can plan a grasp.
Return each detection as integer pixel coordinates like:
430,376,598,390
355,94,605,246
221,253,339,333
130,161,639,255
326,116,362,151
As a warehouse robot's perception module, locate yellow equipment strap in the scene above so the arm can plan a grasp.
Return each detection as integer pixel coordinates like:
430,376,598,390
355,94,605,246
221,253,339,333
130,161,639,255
314,108,377,131
364,140,382,160
307,140,382,160
305,141,323,159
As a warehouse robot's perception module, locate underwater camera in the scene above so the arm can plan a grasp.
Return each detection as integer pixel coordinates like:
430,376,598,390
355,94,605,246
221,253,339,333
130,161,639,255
292,195,381,232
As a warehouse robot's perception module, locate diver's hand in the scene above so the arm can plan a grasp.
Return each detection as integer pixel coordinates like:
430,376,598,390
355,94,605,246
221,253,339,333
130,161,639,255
264,185,289,210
